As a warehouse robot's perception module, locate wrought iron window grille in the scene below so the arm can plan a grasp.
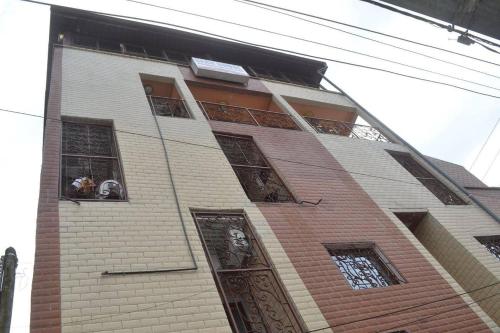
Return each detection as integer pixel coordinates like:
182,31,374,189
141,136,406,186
387,151,466,205
199,101,301,131
303,116,390,142
475,236,500,261
214,134,294,203
147,95,191,118
325,243,404,290
61,121,126,201
192,212,305,333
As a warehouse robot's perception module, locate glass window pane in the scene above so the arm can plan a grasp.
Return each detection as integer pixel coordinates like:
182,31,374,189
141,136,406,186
89,125,115,156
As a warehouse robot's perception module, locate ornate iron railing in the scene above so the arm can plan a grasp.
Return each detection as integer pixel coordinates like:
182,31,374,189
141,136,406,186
198,101,301,130
193,212,304,333
326,245,402,290
147,95,190,118
303,116,390,142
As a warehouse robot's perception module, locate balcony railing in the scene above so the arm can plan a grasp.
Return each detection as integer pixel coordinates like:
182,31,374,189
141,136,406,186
198,101,301,130
303,116,390,142
148,95,190,118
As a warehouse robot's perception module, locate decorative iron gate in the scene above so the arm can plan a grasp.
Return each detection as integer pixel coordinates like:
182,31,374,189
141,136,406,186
192,212,304,333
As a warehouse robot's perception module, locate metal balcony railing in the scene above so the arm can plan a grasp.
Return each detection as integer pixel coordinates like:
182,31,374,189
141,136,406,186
148,95,190,118
303,116,390,142
198,101,301,130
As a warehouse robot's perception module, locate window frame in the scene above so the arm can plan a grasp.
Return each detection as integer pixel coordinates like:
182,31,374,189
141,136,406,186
59,117,128,202
386,150,467,206
323,242,406,290
213,132,296,203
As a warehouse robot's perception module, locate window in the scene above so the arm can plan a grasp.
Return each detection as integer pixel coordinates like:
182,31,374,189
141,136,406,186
61,121,125,200
387,151,466,205
475,236,500,261
192,212,304,333
214,134,294,203
325,243,404,290
142,78,190,118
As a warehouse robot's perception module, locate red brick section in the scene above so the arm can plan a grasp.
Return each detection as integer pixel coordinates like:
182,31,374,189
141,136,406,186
210,121,491,333
30,47,62,333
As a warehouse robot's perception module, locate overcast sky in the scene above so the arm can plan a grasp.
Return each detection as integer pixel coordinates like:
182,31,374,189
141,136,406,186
0,0,499,331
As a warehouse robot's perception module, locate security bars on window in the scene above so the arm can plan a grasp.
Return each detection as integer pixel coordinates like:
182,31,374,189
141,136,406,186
61,122,125,200
387,151,466,205
214,134,294,203
147,95,190,118
192,212,304,333
476,236,500,261
326,245,402,290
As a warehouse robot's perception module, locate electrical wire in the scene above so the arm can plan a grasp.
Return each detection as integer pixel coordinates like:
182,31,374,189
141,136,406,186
19,0,500,98
124,0,500,92
469,118,500,171
0,107,441,187
236,0,500,70
376,292,500,333
482,145,500,181
305,281,500,332
359,0,500,51
65,287,215,326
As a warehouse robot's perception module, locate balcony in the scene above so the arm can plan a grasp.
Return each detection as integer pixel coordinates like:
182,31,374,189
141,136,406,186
198,101,300,130
186,81,301,131
148,96,190,118
304,116,390,142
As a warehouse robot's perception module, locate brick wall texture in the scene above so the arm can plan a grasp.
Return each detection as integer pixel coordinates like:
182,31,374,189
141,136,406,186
31,46,62,333
32,46,498,332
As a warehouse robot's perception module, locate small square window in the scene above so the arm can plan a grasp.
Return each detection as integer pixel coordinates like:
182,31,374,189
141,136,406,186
61,121,126,200
325,243,404,290
475,236,500,261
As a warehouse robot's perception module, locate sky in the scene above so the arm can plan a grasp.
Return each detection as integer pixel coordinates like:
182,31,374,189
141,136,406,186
0,0,499,331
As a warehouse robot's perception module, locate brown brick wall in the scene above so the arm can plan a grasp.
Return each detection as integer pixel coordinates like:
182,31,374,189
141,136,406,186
210,121,491,333
30,47,62,333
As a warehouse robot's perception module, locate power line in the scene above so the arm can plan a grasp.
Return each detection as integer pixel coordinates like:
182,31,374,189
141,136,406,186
305,281,500,332
482,145,500,181
235,0,500,71
19,0,500,98
469,118,500,171
125,0,500,92
0,107,427,187
360,0,500,51
377,292,500,333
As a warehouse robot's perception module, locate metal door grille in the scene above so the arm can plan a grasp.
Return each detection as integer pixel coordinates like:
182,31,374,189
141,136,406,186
192,212,304,333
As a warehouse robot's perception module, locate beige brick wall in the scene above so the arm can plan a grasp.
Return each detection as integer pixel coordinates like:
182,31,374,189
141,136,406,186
57,47,331,332
287,119,500,329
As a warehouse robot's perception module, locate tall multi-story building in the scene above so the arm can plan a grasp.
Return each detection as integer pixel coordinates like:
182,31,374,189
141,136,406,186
32,5,500,333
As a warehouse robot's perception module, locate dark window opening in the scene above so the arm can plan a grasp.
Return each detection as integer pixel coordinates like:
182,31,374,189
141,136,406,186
141,78,190,118
325,243,404,290
394,212,427,234
387,151,466,205
192,212,304,333
475,236,500,261
61,121,126,200
214,134,294,203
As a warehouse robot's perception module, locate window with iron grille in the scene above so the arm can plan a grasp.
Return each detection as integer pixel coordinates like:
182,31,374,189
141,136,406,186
61,121,126,200
214,134,294,203
387,151,466,205
475,236,500,261
325,243,404,290
192,212,304,333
